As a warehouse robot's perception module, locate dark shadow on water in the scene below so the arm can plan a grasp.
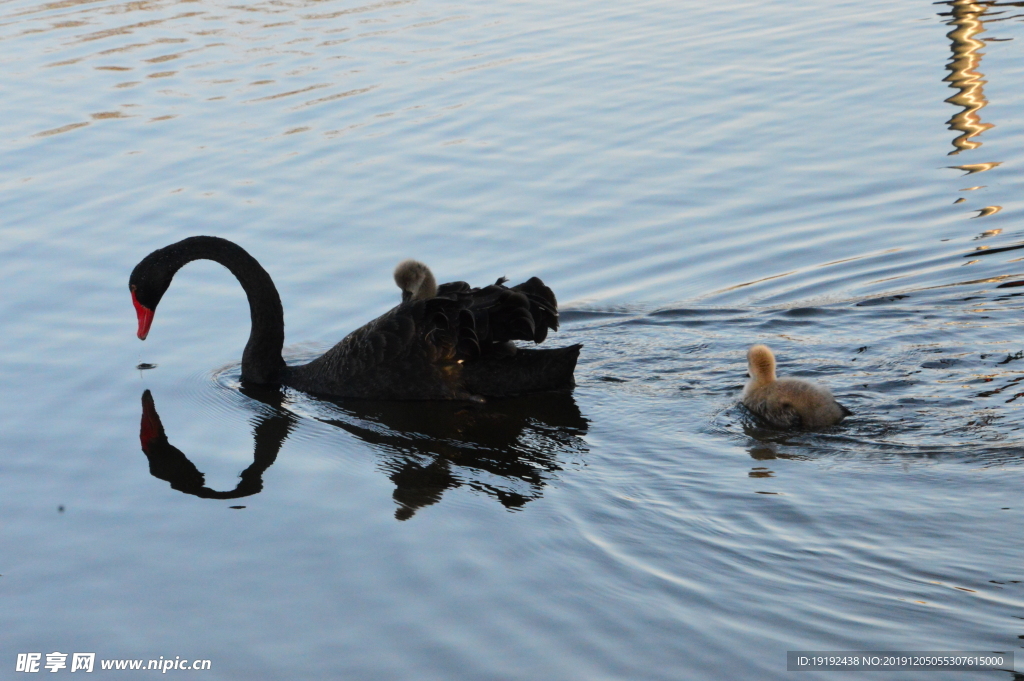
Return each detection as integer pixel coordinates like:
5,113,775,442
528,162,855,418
138,388,589,519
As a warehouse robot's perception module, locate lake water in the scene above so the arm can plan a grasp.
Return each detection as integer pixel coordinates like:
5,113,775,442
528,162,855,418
2,0,1023,678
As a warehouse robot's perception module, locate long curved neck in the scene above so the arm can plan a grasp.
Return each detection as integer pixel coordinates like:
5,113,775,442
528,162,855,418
165,237,286,384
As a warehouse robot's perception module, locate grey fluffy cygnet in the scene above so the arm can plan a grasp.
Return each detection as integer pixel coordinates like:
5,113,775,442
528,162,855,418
741,344,851,429
394,259,438,302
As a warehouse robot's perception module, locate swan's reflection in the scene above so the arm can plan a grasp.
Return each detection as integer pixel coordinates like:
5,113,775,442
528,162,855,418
315,394,589,519
138,389,589,519
140,388,296,500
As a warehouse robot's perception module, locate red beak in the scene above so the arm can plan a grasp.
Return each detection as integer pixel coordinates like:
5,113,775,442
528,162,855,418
132,290,155,340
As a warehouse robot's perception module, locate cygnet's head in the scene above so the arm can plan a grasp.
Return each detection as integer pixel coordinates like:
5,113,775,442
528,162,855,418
747,344,777,385
394,259,438,302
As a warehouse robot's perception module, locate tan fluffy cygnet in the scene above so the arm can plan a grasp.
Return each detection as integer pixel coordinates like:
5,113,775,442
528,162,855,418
394,259,438,302
741,344,851,429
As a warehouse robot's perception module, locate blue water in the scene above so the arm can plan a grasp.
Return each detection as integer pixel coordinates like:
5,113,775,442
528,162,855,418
1,0,1023,678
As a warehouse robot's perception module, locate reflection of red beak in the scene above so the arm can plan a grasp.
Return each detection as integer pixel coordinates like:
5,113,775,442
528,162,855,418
132,291,154,340
140,389,161,452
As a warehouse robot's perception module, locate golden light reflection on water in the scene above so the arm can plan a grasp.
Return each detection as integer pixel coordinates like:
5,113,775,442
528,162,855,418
938,0,1016,220
949,161,1001,175
971,205,1002,218
6,0,435,139
942,0,993,155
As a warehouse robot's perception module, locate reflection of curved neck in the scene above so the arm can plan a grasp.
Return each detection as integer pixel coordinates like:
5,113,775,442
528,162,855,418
139,389,294,500
944,0,993,154
164,237,286,384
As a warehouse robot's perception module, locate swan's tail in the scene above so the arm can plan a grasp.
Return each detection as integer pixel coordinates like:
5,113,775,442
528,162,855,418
463,344,582,397
510,277,559,343
474,276,559,345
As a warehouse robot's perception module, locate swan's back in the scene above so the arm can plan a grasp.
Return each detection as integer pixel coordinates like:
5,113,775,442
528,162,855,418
741,345,850,429
288,268,576,400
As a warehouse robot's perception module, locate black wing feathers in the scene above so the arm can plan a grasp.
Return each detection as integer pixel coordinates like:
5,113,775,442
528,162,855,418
420,275,560,359
437,281,471,296
510,277,559,343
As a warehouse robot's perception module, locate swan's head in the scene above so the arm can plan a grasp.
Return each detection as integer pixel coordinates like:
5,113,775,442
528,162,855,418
394,259,438,302
129,250,176,340
747,344,777,384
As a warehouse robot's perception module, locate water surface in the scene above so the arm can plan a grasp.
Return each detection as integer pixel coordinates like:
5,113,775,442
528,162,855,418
2,0,1024,678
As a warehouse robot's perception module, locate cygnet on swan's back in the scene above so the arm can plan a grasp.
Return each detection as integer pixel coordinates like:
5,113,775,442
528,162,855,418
741,344,851,429
394,259,438,302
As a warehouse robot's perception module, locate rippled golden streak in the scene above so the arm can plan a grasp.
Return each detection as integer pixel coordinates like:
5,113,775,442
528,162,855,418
244,82,330,103
895,272,1024,291
943,0,993,155
948,161,1002,174
296,85,379,109
971,205,1002,218
302,0,416,22
816,248,901,269
10,0,106,19
33,121,90,137
712,270,797,293
76,15,194,43
98,38,186,56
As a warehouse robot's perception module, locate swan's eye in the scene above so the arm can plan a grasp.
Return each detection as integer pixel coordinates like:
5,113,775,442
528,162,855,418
130,284,136,293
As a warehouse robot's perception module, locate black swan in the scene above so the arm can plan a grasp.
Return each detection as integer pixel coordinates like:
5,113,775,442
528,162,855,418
129,236,581,399
741,344,851,428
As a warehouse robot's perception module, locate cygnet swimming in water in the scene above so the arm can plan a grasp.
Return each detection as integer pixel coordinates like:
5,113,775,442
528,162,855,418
394,259,438,302
741,344,851,429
